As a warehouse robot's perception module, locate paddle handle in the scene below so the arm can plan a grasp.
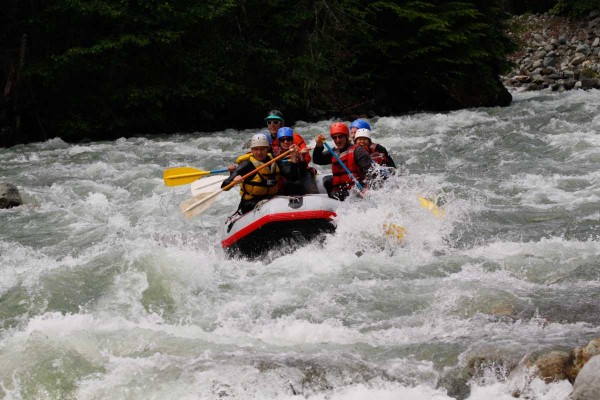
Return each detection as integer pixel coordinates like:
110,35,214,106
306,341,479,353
182,149,293,213
323,142,364,191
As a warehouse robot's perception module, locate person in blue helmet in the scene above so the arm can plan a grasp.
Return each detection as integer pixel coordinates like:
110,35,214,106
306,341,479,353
350,118,371,143
276,127,318,195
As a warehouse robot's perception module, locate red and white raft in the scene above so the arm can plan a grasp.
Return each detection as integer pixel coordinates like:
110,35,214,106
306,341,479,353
221,194,339,258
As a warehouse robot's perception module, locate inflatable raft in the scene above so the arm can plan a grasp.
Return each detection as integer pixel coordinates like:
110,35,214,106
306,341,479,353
221,194,339,258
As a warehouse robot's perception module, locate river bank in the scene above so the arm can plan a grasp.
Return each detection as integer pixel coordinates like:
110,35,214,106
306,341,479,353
503,11,600,91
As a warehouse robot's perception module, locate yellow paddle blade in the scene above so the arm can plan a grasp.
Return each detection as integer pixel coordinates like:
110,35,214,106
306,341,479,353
163,167,210,187
383,223,406,240
418,197,444,217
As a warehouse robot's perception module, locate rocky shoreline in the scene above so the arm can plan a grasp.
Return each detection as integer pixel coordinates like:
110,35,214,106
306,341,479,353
503,11,600,92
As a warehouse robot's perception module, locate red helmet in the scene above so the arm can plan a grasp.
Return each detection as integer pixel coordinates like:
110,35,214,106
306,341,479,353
329,122,349,137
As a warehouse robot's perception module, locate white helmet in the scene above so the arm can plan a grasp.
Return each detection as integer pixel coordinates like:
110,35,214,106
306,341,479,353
250,133,270,148
354,128,371,141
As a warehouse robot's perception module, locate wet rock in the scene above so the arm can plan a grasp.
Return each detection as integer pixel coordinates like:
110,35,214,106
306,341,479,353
526,83,543,91
580,78,599,89
532,74,545,84
514,75,532,83
569,355,600,400
465,346,522,382
0,183,23,209
535,351,570,383
566,338,600,382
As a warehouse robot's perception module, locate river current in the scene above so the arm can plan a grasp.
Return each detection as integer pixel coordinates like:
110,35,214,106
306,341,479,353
1,90,599,399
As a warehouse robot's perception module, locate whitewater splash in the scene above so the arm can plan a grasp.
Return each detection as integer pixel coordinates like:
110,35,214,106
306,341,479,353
1,90,600,399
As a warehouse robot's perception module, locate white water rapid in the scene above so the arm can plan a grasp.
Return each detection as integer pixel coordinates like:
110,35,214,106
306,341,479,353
1,90,600,399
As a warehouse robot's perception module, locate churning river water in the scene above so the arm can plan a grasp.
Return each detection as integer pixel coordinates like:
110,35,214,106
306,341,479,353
1,90,600,399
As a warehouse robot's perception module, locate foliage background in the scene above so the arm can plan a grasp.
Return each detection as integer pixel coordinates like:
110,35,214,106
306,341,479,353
2,0,590,145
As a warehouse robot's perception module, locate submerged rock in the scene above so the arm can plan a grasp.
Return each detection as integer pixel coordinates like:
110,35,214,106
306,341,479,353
0,183,22,208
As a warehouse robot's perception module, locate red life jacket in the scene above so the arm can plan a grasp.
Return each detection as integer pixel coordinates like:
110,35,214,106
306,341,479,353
368,143,390,166
331,144,365,192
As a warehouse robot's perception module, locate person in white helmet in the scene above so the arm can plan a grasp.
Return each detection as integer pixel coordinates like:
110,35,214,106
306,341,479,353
353,128,396,168
353,128,397,187
221,133,300,214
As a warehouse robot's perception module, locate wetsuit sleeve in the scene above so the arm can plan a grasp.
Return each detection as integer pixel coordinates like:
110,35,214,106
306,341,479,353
277,158,300,181
376,144,397,168
221,160,253,189
354,146,373,174
312,145,332,165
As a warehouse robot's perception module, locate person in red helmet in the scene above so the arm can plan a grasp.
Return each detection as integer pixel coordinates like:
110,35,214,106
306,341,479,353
312,122,372,200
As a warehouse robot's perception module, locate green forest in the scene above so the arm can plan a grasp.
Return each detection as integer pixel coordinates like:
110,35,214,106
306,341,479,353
0,0,596,147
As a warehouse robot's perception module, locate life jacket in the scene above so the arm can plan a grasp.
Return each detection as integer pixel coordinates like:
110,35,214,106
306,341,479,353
239,155,280,200
331,144,365,192
235,152,251,164
367,143,390,166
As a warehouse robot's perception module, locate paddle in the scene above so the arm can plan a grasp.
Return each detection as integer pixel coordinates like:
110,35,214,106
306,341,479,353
323,142,364,192
179,175,227,217
190,175,228,196
163,167,229,187
179,149,294,218
418,196,444,217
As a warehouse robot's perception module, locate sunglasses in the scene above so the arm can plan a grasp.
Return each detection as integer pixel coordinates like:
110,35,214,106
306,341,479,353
266,120,281,125
279,137,293,142
331,135,346,141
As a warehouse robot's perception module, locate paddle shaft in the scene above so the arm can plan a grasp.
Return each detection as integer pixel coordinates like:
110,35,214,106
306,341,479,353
175,168,228,179
182,149,294,213
323,142,364,191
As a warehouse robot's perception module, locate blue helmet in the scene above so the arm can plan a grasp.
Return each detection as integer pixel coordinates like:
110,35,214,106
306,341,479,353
259,130,273,145
350,119,371,130
277,127,294,141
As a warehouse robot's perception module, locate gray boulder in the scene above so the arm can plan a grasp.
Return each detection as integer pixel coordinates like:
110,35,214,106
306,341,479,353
0,183,23,209
570,355,600,400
